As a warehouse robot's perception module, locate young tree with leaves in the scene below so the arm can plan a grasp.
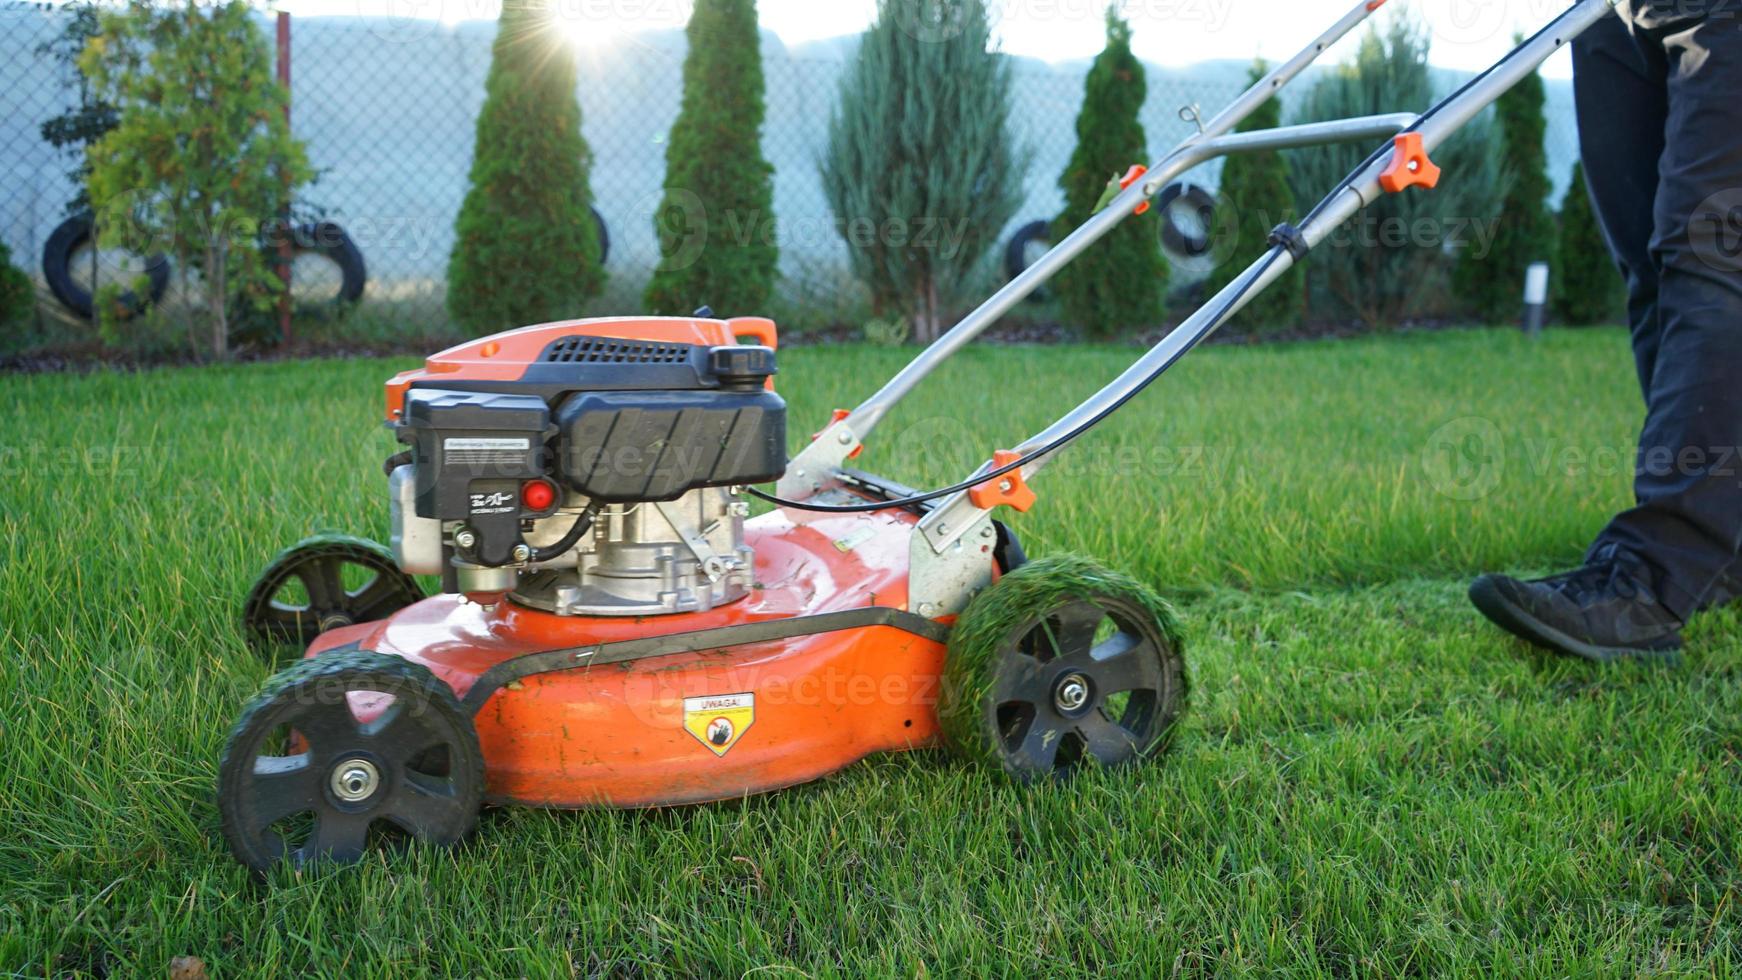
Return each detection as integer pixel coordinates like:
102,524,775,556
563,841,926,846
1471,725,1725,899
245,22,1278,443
645,0,777,317
820,0,1024,345
449,0,604,335
81,0,309,358
1555,161,1624,325
1453,34,1553,323
1202,60,1303,336
1051,7,1166,338
0,243,32,329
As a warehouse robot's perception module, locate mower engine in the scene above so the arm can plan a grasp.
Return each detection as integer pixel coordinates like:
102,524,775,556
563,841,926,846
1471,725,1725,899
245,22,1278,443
385,319,786,614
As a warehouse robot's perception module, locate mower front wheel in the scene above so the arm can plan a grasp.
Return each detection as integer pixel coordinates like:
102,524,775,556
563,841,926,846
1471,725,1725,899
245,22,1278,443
937,556,1187,781
217,651,484,874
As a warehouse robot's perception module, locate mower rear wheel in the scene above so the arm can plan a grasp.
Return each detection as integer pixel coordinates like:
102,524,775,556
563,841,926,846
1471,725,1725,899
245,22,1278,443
938,556,1187,781
242,534,423,661
217,651,483,874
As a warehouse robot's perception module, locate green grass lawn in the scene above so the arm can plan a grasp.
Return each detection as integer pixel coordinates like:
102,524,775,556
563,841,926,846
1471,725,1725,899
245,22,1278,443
4,328,1740,975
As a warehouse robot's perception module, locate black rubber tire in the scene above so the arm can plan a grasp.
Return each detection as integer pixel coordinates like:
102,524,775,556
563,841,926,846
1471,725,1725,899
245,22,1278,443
40,213,170,320
1002,219,1054,303
1155,183,1216,259
937,555,1187,782
241,534,423,663
281,221,367,307
217,651,484,874
590,205,610,266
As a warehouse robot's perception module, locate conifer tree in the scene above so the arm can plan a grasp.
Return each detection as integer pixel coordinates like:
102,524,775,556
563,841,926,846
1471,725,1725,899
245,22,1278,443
1555,161,1624,325
1052,7,1166,338
645,0,778,316
1453,35,1552,322
1202,60,1303,336
820,0,1025,344
449,0,603,335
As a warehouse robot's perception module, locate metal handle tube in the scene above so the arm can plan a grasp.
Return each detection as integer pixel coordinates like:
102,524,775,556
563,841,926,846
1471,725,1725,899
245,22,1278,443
841,0,1392,442
915,0,1616,553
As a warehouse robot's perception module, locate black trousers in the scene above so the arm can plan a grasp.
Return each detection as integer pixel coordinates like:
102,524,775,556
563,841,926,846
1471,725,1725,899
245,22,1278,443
1572,2,1742,619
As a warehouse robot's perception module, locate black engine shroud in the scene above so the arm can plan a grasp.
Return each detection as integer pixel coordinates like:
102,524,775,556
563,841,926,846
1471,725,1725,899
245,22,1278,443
396,338,785,567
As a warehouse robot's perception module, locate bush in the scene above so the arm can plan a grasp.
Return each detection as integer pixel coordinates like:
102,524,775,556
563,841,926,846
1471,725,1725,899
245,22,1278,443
1452,36,1554,323
0,243,32,328
820,0,1025,345
1286,17,1510,329
1554,161,1625,326
644,0,778,318
1203,60,1304,336
1051,7,1167,339
448,0,604,335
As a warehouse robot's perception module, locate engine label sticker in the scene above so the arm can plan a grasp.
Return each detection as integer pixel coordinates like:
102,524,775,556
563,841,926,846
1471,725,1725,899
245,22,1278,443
832,526,878,553
683,693,754,756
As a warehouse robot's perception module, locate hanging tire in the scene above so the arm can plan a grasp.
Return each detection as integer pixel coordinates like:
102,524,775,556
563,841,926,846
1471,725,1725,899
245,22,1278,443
590,205,610,266
1155,183,1216,260
217,651,484,874
278,221,367,308
937,555,1187,781
40,213,170,320
1002,219,1053,303
241,534,424,663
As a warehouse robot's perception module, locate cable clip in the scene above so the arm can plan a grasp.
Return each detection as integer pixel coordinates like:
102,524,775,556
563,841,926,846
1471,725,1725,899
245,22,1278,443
1267,223,1310,261
1378,132,1441,194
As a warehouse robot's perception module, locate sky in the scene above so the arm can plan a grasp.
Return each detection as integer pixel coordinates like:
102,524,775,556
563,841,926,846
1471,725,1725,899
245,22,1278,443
284,0,1579,78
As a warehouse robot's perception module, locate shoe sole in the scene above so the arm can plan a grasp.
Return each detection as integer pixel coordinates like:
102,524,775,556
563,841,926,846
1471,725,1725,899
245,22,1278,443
1468,577,1682,664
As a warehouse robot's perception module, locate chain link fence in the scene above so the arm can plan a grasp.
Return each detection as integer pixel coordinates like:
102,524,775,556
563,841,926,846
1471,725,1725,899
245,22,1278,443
0,1,1580,352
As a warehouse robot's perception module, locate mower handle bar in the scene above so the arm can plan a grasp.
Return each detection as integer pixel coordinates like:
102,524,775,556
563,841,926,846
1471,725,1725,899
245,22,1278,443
909,0,1616,557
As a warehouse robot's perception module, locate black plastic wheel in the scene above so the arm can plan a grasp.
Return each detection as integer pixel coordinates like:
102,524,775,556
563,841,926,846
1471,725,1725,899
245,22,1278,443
217,651,483,874
938,556,1187,781
241,535,423,660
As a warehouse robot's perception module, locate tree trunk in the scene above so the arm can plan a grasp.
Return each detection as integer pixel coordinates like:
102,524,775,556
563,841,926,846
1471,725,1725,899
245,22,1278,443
207,240,228,359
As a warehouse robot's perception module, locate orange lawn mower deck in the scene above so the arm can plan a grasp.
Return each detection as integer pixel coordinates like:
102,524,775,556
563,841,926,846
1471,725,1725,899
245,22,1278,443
214,0,1608,873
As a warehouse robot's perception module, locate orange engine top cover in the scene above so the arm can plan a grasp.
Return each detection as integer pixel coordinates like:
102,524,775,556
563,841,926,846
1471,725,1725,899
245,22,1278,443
385,315,779,422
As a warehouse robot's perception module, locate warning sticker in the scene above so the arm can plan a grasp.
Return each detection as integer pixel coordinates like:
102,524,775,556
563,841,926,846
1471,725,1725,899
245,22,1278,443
683,693,754,756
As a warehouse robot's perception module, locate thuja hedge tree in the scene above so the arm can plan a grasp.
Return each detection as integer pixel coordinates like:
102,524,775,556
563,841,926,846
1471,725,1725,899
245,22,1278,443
1202,60,1303,336
1453,35,1553,323
1556,161,1624,325
645,0,777,317
449,0,603,335
81,0,309,358
1287,17,1509,329
1051,7,1166,338
821,0,1024,345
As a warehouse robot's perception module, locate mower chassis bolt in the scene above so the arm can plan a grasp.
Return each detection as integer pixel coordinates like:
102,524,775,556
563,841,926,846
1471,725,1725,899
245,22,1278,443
454,529,478,550
512,544,532,563
1054,672,1092,715
329,757,381,803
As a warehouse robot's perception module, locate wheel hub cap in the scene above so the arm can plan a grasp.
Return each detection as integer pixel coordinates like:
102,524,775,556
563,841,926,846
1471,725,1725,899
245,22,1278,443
329,757,381,803
1053,672,1092,715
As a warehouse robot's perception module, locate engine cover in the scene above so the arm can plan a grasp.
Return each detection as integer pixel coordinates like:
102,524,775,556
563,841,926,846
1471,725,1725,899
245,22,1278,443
384,316,788,614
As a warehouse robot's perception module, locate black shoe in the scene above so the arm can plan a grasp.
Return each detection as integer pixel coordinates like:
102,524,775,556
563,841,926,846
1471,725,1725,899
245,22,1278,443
1469,562,1684,663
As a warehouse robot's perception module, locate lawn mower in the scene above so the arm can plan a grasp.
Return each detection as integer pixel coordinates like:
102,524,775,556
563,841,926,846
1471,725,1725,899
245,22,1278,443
217,0,1617,872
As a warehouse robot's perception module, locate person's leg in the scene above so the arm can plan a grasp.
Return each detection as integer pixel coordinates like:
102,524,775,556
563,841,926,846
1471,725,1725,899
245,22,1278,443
1570,10,1665,395
1588,10,1742,620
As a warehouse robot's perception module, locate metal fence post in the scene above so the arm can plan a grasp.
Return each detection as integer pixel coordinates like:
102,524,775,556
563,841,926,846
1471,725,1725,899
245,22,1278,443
276,10,292,348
